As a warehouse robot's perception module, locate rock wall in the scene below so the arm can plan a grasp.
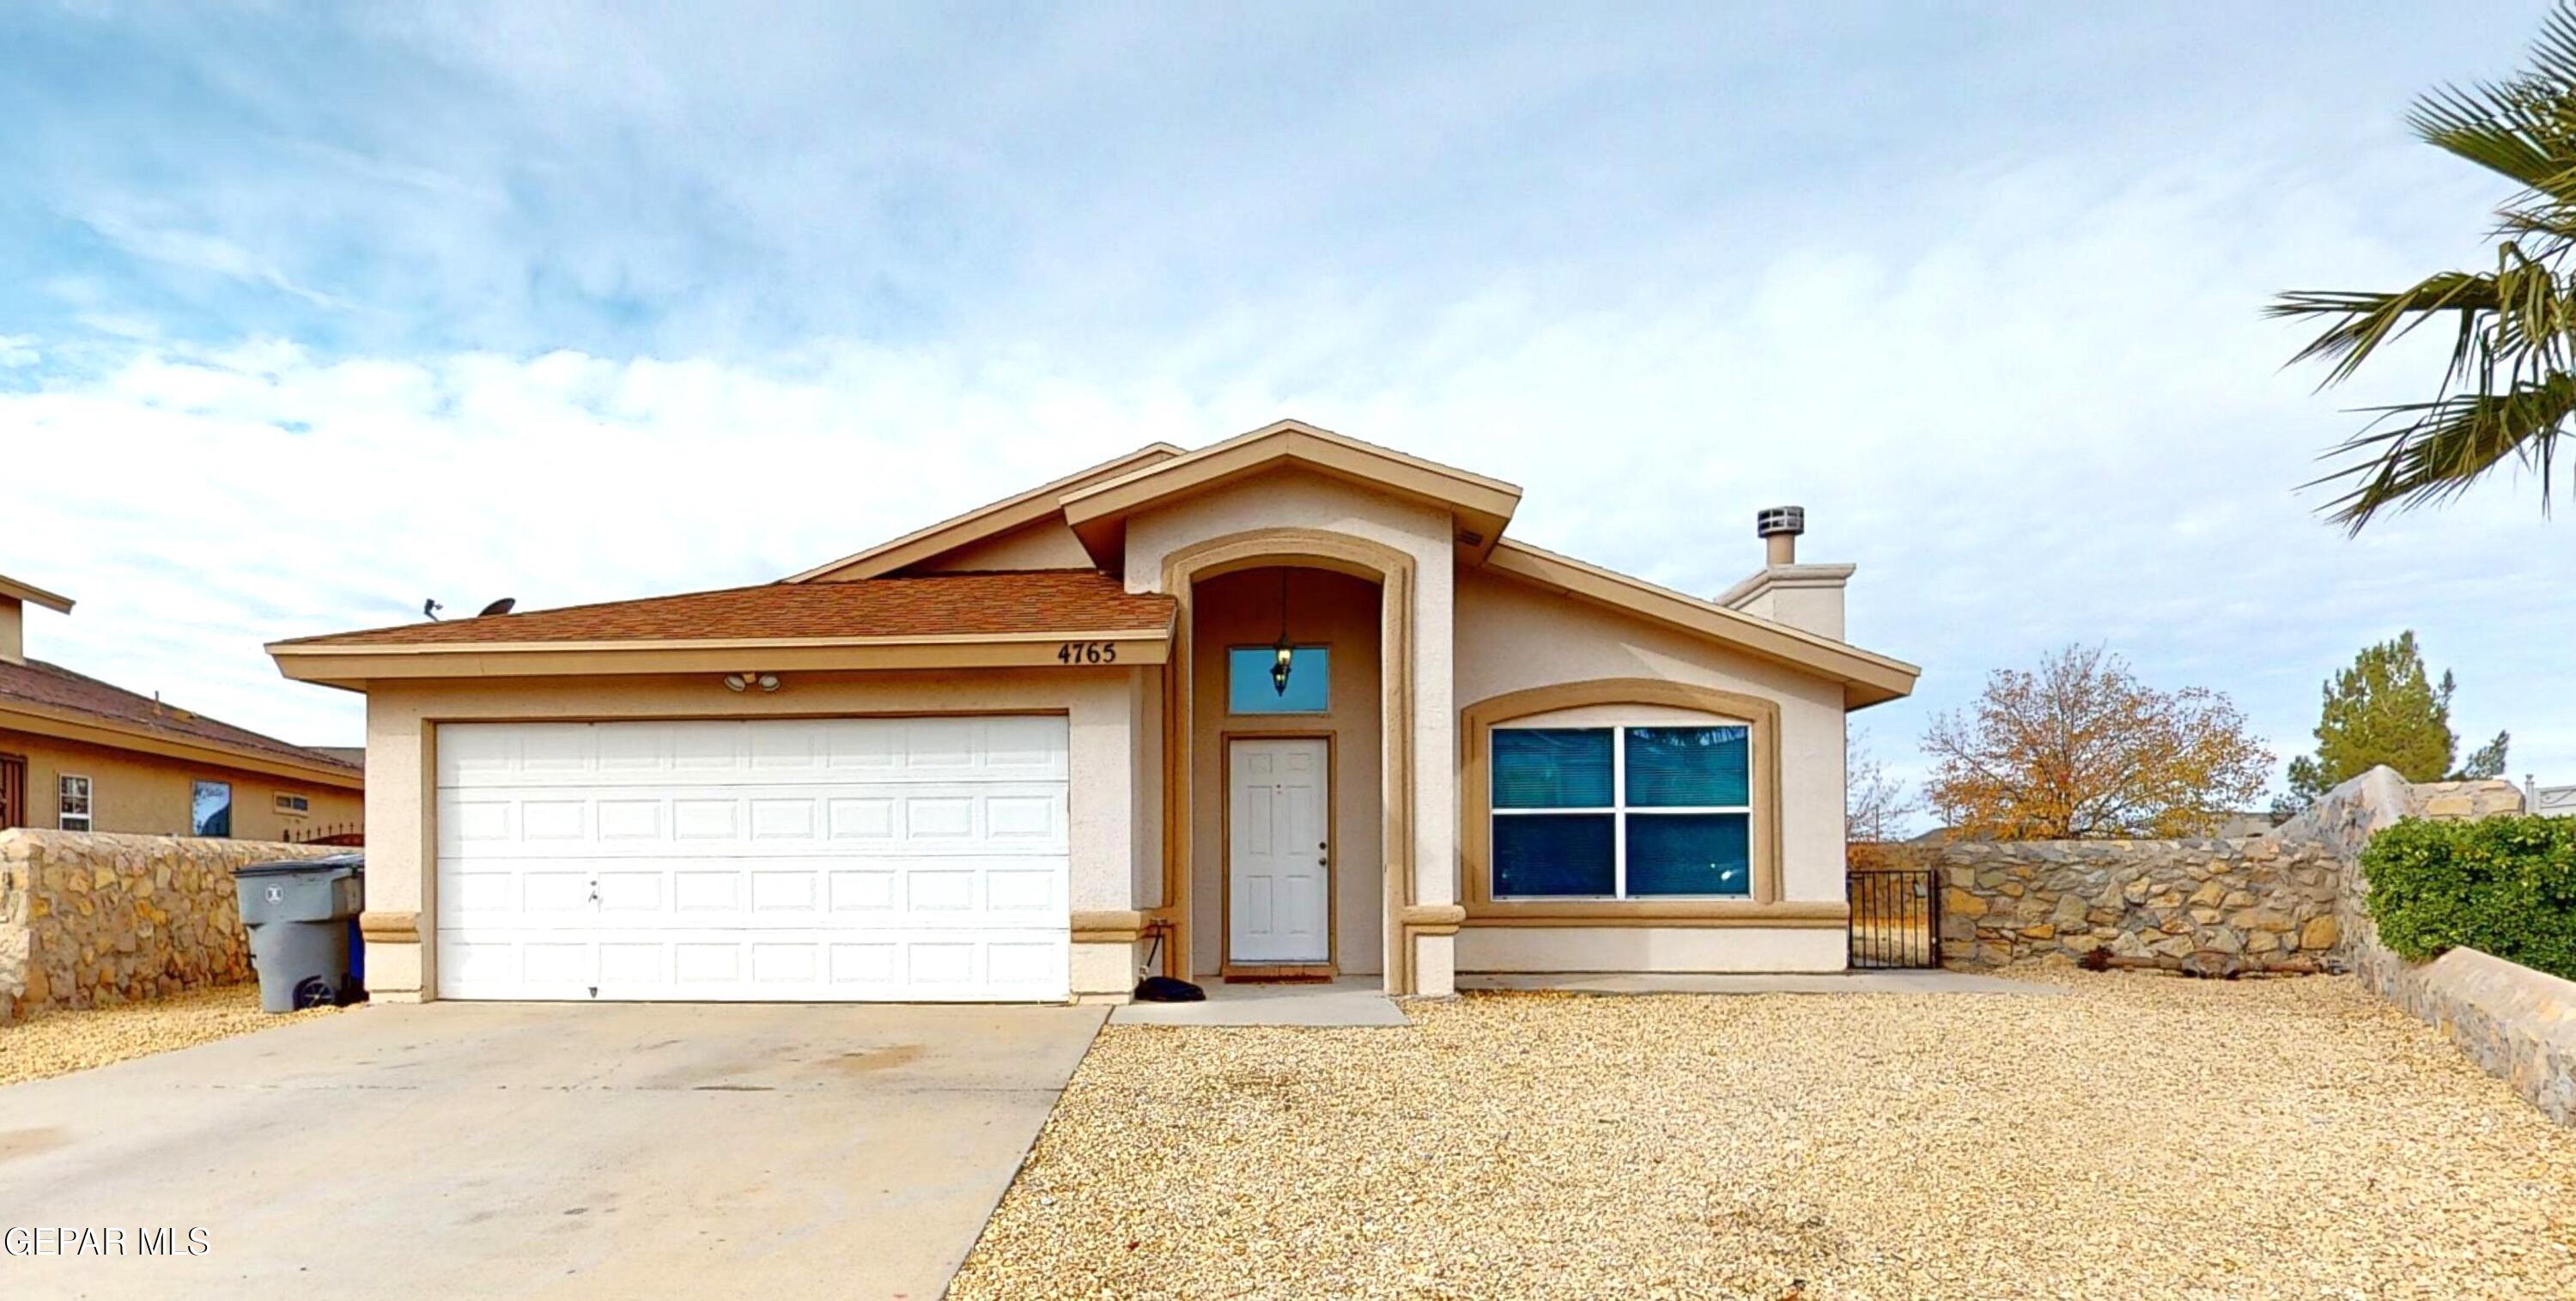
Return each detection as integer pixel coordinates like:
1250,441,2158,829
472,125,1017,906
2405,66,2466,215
0,830,343,1022
1923,836,2344,975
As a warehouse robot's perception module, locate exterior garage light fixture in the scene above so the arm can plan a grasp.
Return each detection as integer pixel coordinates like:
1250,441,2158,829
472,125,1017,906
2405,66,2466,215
1270,569,1295,696
721,672,782,693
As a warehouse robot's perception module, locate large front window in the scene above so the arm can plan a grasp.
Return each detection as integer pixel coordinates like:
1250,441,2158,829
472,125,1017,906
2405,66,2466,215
1491,724,1751,898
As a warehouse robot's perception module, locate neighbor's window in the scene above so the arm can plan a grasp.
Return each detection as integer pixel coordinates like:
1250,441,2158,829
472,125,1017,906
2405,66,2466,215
191,781,233,838
273,792,310,817
1226,645,1330,714
1491,724,1752,898
57,775,92,832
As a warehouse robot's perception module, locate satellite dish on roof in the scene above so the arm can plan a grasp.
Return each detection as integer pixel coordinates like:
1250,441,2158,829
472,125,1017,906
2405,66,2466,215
422,599,444,621
478,598,518,617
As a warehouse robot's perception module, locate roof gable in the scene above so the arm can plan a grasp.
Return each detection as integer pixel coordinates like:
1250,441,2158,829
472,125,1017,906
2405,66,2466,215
1482,539,1919,708
1057,419,1522,567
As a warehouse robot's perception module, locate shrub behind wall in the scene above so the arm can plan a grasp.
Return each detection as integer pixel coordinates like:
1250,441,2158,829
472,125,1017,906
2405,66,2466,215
2360,816,2576,982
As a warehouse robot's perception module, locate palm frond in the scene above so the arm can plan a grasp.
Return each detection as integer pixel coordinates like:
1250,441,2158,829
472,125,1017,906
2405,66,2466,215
2311,374,2576,530
2277,0,2576,530
2266,271,2498,388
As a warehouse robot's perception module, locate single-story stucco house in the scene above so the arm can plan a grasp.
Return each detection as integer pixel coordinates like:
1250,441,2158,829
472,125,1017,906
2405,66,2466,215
3,570,362,840
268,420,1917,1003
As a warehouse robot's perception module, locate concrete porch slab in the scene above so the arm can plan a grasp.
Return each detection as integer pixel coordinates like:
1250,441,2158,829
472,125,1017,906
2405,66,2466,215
1457,970,2064,995
1109,976,1411,1026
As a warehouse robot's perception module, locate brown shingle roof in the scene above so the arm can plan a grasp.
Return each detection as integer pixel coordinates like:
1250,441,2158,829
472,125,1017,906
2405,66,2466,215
276,569,1175,648
0,658,363,775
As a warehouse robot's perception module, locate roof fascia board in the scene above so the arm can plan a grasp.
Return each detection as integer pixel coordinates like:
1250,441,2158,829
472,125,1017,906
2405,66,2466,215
1483,540,1919,708
0,576,76,614
0,703,364,787
784,443,1187,582
268,627,1175,684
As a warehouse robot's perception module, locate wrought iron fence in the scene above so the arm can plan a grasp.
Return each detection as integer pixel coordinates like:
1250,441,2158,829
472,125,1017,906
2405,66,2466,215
1847,867,1939,970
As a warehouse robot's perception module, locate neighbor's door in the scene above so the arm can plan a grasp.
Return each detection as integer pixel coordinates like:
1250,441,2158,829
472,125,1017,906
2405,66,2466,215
1227,737,1329,964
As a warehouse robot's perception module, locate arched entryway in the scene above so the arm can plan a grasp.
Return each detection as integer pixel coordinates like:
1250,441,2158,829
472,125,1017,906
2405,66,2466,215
1154,528,1426,992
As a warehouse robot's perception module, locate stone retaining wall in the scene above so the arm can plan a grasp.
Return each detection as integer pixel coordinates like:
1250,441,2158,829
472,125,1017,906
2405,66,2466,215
0,829,343,1022
1922,836,2344,974
2364,945,2576,1125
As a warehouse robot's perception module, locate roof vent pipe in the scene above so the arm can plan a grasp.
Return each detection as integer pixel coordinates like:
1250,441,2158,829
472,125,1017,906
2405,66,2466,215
1755,506,1804,567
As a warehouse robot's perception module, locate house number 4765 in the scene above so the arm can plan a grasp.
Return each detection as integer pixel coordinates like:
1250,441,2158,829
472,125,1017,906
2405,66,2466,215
1056,641,1118,665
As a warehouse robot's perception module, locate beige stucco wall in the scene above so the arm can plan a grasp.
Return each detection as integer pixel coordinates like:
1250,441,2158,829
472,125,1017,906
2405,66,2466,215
1449,565,1851,974
1455,926,1845,973
913,518,1096,572
358,667,1143,1002
1185,567,1385,976
1454,566,1847,903
0,727,361,842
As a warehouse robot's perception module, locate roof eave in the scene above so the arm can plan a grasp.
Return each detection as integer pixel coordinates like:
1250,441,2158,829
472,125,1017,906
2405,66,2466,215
0,701,364,787
267,625,1176,685
0,575,76,615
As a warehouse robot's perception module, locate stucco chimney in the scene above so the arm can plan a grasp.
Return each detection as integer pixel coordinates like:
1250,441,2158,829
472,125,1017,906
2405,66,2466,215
1716,507,1853,641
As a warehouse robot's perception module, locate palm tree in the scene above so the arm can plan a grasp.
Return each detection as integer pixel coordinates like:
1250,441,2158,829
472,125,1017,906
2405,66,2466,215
2271,2,2576,531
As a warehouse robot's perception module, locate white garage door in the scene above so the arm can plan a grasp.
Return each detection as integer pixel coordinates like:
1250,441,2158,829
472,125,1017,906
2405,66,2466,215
434,716,1071,1002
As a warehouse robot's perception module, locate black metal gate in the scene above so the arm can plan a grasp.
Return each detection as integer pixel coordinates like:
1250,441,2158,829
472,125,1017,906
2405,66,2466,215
1846,868,1939,969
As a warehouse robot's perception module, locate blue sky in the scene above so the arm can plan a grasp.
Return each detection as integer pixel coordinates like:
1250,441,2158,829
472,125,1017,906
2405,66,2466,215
4,1,2571,818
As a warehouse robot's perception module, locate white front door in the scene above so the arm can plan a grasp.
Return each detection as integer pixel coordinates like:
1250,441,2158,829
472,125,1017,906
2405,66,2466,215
1227,737,1329,964
433,716,1072,1002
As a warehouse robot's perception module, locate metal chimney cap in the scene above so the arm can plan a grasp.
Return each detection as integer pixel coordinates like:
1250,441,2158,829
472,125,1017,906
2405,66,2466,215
1755,506,1806,538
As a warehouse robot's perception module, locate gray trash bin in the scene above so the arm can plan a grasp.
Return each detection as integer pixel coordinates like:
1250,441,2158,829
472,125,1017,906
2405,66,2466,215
236,854,364,1012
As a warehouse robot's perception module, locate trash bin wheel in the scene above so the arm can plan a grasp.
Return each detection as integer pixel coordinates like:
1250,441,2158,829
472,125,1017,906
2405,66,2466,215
293,976,338,1010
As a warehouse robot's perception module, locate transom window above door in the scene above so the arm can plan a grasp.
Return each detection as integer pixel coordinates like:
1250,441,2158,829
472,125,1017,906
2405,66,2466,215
1490,724,1751,898
1227,645,1330,714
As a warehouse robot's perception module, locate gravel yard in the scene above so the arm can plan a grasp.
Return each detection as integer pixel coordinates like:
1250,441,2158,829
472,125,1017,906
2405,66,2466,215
0,984,338,1086
952,971,2576,1299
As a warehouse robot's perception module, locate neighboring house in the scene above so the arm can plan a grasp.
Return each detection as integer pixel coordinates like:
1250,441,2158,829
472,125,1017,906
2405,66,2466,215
0,571,363,840
2524,776,2576,818
268,420,1917,1004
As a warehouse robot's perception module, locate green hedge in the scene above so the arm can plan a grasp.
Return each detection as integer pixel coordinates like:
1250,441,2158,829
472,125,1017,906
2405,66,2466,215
2360,816,2576,981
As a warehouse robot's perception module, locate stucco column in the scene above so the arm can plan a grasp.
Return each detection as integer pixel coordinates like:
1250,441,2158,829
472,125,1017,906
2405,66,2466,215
357,695,428,1002
1409,554,1458,996
1067,681,1142,1002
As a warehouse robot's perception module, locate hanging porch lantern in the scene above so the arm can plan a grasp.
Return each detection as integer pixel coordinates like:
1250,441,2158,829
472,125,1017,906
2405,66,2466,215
1271,569,1295,696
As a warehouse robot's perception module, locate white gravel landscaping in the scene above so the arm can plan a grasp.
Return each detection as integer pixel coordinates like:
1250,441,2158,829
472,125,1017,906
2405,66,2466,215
0,983,338,1087
951,970,2576,1299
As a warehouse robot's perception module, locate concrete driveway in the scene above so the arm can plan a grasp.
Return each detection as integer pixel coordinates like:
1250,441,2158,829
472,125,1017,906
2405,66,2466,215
0,1000,1104,1300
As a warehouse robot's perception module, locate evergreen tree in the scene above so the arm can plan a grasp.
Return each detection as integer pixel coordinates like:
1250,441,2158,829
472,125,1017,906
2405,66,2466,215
2286,632,2510,804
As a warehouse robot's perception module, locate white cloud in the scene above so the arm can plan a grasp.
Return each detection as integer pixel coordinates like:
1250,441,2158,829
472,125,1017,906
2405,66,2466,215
5,1,2568,808
5,137,2570,801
